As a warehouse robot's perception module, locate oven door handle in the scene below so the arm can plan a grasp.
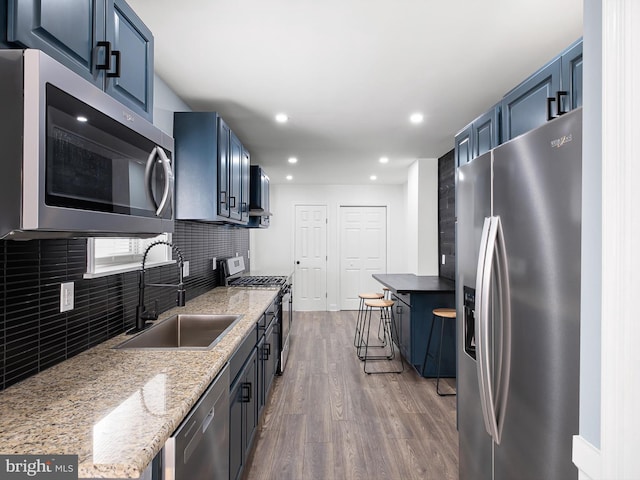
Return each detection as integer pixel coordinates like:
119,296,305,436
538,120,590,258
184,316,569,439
145,146,174,217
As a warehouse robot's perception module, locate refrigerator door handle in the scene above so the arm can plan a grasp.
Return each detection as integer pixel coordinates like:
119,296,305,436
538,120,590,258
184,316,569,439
493,216,512,445
475,217,494,439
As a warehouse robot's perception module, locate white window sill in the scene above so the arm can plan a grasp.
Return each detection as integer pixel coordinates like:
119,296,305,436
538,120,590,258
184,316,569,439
83,260,177,279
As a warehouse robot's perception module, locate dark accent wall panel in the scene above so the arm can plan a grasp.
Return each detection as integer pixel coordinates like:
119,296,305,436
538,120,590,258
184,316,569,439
0,220,250,391
438,149,456,281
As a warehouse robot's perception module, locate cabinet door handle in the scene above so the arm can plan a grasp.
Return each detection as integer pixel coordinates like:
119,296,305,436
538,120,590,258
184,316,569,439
220,191,227,205
96,41,112,71
556,90,568,116
107,50,121,78
546,97,556,121
229,196,236,208
241,382,252,402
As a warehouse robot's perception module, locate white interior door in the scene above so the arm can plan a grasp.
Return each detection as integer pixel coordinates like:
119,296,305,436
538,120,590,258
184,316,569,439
294,205,327,311
339,206,387,310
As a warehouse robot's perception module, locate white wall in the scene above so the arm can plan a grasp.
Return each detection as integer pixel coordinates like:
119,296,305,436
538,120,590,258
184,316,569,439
406,158,439,275
250,183,407,311
152,74,191,132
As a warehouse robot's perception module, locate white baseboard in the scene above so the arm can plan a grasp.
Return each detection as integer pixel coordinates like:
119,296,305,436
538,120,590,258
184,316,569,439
573,435,601,480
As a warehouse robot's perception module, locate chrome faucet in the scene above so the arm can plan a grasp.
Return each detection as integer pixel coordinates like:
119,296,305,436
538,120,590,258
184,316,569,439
134,241,186,332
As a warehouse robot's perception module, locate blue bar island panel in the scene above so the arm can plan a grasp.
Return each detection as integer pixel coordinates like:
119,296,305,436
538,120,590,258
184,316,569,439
373,274,456,378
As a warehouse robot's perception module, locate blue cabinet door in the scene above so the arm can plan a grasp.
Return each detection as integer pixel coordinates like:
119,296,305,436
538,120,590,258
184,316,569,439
501,57,561,141
7,0,106,86
473,106,500,157
229,131,243,221
241,146,250,223
455,124,472,168
104,0,153,120
218,118,231,218
561,39,583,111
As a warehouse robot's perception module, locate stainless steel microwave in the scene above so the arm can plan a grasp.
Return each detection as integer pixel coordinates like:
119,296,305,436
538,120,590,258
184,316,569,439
0,49,174,239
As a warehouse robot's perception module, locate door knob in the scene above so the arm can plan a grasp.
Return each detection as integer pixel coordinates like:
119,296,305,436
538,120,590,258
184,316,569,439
296,261,300,265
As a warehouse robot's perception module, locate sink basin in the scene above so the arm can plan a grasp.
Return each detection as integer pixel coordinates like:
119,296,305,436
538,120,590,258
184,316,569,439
115,314,242,350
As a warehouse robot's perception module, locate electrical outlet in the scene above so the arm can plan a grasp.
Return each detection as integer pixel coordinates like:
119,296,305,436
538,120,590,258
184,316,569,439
441,255,446,265
60,282,74,312
212,258,217,270
183,261,190,277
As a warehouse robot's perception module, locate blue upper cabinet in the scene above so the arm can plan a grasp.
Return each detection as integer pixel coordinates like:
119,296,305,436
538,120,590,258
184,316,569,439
455,104,500,167
229,131,243,221
218,118,231,218
561,39,583,110
501,57,562,142
6,0,153,120
7,0,106,87
473,105,500,158
104,0,153,120
174,112,251,225
454,124,472,168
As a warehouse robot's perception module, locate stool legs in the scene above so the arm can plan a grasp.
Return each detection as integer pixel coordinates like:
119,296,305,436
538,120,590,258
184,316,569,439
362,305,404,375
422,313,456,396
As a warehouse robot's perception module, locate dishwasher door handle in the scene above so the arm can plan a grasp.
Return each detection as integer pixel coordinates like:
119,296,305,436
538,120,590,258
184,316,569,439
202,406,215,433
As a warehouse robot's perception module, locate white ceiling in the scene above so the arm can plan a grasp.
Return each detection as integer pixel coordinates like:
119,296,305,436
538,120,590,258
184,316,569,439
128,0,583,185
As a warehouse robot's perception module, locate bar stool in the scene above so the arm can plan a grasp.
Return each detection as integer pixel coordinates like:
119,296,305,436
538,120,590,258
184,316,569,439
421,308,456,396
377,287,391,340
353,292,384,349
360,298,404,374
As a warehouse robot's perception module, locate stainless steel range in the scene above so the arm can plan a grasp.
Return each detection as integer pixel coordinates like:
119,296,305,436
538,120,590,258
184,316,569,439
222,257,293,374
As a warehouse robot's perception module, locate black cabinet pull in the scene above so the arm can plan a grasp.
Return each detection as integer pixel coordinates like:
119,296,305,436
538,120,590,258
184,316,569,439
556,90,568,116
107,50,121,78
241,382,252,402
96,41,111,70
546,97,556,121
229,196,236,208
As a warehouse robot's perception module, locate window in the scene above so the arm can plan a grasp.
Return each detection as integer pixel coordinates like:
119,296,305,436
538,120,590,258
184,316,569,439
85,233,173,278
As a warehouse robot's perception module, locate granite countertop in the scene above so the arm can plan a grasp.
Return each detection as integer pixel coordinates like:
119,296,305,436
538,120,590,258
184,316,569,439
373,274,455,293
0,287,279,479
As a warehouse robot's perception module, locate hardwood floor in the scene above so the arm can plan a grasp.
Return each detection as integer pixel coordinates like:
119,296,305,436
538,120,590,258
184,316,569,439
243,311,459,480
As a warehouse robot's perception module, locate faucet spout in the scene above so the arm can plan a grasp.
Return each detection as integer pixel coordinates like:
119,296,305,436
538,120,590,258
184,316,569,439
133,241,187,333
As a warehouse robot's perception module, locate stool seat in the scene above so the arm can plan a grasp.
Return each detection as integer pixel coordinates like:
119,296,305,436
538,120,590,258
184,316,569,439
364,298,394,308
433,308,456,319
359,292,384,300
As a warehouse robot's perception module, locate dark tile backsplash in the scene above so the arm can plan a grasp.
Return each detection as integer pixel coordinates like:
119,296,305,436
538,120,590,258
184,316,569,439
438,149,456,281
0,220,249,391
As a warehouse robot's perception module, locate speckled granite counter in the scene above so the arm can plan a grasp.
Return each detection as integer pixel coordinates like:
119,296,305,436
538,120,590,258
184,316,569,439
0,287,279,479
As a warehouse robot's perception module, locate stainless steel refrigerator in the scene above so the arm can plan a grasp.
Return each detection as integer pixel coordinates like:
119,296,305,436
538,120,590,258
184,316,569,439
457,108,582,480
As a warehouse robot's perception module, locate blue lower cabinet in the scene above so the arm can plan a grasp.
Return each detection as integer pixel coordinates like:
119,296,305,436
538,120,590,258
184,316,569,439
392,292,456,377
501,57,562,141
229,347,258,480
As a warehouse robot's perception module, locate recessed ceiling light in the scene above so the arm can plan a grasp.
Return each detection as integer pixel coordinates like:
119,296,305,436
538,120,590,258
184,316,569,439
77,116,88,122
409,113,424,124
379,157,389,164
286,175,293,181
275,113,289,123
288,157,298,164
370,175,377,181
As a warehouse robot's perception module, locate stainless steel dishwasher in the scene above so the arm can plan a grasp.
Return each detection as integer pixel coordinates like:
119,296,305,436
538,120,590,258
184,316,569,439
164,364,230,480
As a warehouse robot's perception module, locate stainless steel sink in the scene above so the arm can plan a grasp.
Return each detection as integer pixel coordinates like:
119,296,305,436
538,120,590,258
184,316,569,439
115,314,242,350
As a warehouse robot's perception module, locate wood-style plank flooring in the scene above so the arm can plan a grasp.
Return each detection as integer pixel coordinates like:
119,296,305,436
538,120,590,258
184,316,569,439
243,311,459,480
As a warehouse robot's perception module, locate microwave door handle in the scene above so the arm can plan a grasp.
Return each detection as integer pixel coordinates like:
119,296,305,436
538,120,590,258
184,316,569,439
144,146,174,217
154,146,174,217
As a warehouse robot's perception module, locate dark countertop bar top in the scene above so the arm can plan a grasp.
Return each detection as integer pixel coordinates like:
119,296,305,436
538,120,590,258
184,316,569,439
373,274,455,294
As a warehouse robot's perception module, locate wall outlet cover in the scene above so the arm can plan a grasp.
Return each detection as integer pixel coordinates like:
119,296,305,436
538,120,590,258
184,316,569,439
183,261,190,277
60,282,74,312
